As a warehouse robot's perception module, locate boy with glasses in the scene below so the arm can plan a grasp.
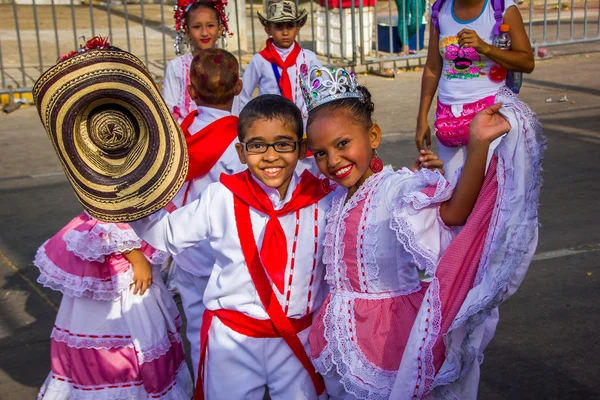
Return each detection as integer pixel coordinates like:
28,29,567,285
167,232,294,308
131,95,332,399
238,0,321,132
159,48,246,382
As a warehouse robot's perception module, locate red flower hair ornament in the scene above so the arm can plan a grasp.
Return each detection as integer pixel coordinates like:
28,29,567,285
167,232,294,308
58,36,111,62
173,0,232,55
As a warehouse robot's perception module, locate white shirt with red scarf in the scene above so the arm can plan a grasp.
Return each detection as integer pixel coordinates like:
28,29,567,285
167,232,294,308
132,172,331,319
131,171,333,398
237,42,321,124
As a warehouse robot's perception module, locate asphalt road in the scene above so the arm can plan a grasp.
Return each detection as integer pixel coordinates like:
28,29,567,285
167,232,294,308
0,52,599,399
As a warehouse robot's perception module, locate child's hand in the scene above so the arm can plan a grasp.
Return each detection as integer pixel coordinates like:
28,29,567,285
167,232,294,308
457,29,491,55
469,103,511,145
123,249,153,296
410,149,445,175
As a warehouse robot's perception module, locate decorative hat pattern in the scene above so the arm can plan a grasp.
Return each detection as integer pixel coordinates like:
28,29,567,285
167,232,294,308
258,0,308,27
33,37,188,222
299,65,364,112
173,0,231,55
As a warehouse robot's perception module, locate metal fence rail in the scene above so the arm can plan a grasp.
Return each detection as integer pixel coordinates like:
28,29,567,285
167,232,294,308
1,0,599,92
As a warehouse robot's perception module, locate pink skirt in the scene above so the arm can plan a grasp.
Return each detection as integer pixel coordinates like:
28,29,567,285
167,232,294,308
434,95,495,147
34,213,193,399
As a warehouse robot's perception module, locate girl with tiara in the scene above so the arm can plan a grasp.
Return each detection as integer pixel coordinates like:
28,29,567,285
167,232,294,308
300,66,544,399
163,0,230,123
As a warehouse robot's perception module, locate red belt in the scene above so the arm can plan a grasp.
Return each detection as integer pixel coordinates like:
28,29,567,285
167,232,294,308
195,309,315,399
193,196,326,400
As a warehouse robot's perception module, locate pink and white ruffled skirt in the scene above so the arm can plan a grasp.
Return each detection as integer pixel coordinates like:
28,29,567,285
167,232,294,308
34,213,193,399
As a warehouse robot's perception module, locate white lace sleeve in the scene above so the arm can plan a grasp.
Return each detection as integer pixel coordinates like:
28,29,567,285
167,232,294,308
162,58,181,115
388,168,457,276
63,222,142,263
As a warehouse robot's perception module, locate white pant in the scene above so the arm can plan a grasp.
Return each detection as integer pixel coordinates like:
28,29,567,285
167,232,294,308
203,318,318,400
174,267,209,381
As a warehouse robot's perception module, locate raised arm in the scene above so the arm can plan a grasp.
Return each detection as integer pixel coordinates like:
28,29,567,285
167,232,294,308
129,185,213,255
457,7,534,73
416,20,443,150
439,103,510,226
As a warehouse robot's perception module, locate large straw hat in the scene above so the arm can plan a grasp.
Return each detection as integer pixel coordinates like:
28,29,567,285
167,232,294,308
33,48,188,222
258,0,308,27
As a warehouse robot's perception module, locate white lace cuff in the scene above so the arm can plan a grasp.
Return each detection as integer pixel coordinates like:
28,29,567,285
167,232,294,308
390,169,455,276
35,244,133,300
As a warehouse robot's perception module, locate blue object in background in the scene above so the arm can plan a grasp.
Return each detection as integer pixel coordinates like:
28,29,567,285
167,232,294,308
376,16,425,53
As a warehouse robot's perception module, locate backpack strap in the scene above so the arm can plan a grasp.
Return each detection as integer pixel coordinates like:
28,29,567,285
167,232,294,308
431,0,444,33
492,0,506,35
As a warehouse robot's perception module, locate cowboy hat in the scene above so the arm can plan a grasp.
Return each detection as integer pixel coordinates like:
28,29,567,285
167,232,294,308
258,0,308,27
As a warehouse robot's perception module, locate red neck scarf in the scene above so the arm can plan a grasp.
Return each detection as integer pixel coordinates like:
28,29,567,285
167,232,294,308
220,169,330,293
180,110,239,182
259,39,302,101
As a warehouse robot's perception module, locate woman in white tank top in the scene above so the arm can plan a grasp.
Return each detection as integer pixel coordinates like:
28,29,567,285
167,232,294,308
415,0,534,181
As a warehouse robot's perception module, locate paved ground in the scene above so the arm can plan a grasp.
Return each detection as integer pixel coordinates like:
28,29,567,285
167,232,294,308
1,1,599,88
0,52,599,399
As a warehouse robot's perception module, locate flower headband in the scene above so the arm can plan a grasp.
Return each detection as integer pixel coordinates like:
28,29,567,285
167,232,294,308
173,0,231,55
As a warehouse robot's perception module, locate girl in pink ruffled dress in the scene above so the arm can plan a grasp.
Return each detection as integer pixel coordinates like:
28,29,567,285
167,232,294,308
34,211,193,400
302,66,544,399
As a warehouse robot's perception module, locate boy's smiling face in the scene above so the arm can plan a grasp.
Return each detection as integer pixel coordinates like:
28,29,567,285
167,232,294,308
235,117,306,199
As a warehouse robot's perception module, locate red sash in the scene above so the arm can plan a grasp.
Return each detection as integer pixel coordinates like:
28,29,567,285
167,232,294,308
180,111,239,183
220,170,330,293
195,309,314,399
259,39,301,101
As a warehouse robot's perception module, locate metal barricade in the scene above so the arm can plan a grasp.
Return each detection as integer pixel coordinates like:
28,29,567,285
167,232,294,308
1,0,600,92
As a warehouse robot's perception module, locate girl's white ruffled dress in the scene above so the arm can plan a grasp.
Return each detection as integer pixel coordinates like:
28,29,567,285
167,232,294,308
310,88,545,399
34,212,193,400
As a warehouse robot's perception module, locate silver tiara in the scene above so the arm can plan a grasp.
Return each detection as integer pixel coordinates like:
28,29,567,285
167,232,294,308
299,65,364,112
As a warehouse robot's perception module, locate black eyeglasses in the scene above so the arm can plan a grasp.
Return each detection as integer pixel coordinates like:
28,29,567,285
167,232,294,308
240,140,301,154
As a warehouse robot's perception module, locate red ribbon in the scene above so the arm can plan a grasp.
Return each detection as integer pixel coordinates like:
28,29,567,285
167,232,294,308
259,39,302,101
220,169,329,293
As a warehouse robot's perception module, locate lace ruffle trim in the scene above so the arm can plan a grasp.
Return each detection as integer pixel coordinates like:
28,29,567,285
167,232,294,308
63,224,142,263
37,360,191,400
390,169,454,277
428,87,546,394
51,327,134,350
50,325,182,366
313,294,397,400
323,168,393,288
35,244,132,300
136,329,183,365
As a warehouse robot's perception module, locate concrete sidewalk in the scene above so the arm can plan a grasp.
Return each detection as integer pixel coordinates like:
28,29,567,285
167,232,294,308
1,52,600,399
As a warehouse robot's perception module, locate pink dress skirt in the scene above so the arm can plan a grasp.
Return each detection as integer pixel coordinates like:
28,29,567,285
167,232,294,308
34,212,193,400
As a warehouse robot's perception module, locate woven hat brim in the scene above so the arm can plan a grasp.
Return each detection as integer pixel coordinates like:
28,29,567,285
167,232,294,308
258,9,308,27
33,50,188,223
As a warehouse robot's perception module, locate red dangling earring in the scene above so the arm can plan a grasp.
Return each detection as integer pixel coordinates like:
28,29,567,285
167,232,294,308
369,150,383,173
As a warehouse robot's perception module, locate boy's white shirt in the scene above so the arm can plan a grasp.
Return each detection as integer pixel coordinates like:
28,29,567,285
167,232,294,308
131,172,331,319
168,105,245,276
237,42,322,122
